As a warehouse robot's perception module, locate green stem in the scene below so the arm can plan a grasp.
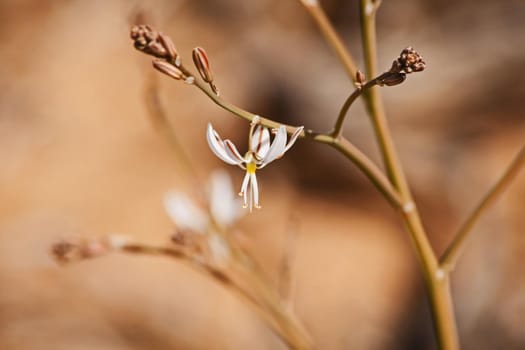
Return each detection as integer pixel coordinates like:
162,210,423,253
440,144,525,272
359,1,458,348
182,68,402,209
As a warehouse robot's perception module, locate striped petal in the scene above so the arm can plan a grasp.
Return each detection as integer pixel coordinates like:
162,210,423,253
283,126,304,153
206,123,238,165
239,171,250,208
250,125,271,159
223,139,246,167
261,125,287,165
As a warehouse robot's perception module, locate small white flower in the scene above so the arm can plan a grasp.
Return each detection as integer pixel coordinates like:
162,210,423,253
164,170,242,233
206,117,303,211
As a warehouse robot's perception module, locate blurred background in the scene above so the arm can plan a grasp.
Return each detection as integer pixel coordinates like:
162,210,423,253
0,0,524,349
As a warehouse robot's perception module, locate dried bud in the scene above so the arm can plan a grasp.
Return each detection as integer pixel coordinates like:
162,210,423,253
51,237,112,263
158,33,179,61
192,47,214,83
390,47,426,74
152,59,184,80
130,24,172,59
356,70,366,85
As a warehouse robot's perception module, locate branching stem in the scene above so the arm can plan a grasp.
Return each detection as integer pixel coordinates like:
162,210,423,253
440,145,525,272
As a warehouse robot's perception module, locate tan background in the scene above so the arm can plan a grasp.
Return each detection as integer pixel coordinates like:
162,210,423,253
0,0,524,349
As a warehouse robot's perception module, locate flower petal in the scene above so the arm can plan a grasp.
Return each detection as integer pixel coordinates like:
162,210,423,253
206,123,239,165
223,139,246,166
283,126,304,153
240,171,250,208
209,169,241,227
164,192,208,233
250,125,271,159
261,125,287,165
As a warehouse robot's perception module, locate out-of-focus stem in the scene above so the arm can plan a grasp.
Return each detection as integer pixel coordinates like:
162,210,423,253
121,243,313,350
440,145,525,272
300,0,358,81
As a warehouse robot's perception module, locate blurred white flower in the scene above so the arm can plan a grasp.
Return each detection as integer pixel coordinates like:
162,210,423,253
207,117,303,211
164,170,242,233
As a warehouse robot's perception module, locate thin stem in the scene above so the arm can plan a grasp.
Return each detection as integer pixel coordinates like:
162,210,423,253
300,0,358,81
359,0,409,196
332,77,382,138
440,145,525,272
120,243,313,350
179,64,402,208
359,1,458,349
143,71,202,185
324,137,402,208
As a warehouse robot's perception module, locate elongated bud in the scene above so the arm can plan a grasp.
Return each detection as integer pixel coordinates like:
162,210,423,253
192,47,214,83
355,70,365,87
152,59,184,80
158,33,179,63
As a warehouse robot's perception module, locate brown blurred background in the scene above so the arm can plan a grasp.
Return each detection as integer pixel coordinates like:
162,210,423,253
0,0,524,349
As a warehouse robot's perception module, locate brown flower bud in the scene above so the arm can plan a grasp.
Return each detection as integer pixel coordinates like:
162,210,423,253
152,59,184,80
390,47,425,74
158,33,179,61
130,24,173,59
192,47,214,83
356,70,366,85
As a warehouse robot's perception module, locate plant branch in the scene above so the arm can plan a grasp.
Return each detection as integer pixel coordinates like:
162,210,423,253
359,1,458,349
359,0,410,197
299,0,358,81
331,76,384,138
176,64,403,209
440,144,525,272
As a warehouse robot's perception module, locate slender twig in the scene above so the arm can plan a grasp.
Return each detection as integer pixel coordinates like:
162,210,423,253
332,76,388,138
359,1,459,349
440,145,525,272
117,242,313,350
143,70,202,185
173,62,403,209
299,0,358,81
359,0,409,196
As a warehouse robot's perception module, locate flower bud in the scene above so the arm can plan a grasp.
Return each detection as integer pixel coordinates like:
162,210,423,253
192,47,214,83
390,47,426,74
152,59,184,80
158,33,179,62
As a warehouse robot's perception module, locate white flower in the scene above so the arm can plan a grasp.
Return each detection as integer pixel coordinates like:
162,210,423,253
206,117,303,212
164,170,242,233
164,170,241,266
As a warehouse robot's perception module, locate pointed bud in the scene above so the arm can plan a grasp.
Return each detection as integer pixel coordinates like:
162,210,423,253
356,70,366,85
192,47,214,83
152,59,184,80
158,33,179,61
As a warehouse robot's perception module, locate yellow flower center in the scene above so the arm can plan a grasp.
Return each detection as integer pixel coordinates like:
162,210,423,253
247,162,257,174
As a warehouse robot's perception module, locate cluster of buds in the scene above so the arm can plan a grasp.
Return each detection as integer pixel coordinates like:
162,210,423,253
377,47,425,87
130,24,179,63
130,24,219,94
51,235,129,263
